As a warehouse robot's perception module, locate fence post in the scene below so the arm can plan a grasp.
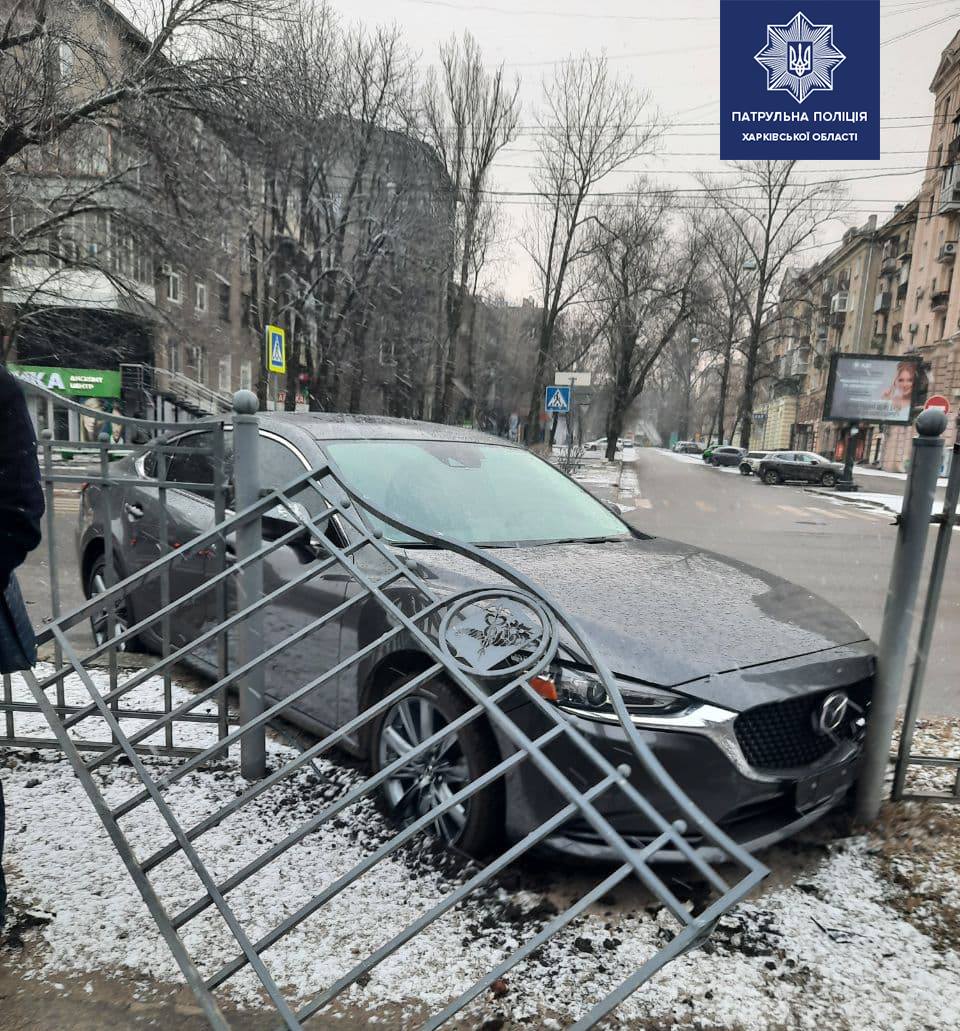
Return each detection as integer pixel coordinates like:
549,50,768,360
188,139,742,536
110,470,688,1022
232,390,266,780
892,437,960,800
855,408,947,823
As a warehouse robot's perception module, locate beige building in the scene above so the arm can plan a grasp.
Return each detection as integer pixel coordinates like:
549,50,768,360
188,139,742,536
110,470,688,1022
882,29,960,472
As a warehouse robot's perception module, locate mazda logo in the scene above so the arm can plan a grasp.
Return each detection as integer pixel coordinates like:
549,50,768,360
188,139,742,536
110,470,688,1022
816,692,849,736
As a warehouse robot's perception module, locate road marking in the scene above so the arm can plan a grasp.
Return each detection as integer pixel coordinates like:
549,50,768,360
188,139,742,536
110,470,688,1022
695,500,717,513
634,498,653,509
776,504,808,516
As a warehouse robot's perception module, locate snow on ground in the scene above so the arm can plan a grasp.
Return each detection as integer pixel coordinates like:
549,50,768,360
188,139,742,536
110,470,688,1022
655,448,704,465
826,492,906,517
3,665,960,1028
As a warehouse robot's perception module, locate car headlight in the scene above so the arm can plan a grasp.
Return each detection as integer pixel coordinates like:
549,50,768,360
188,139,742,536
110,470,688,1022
530,667,688,718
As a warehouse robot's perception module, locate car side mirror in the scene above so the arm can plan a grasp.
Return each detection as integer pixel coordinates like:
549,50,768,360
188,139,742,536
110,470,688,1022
261,500,313,543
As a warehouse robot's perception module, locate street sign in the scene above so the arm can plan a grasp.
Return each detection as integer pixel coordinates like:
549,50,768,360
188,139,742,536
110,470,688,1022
558,371,592,387
574,387,595,407
265,324,286,374
924,394,951,415
544,385,571,413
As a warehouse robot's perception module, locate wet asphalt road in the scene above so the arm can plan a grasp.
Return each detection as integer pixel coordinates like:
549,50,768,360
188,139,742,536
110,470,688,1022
19,448,960,716
615,449,959,717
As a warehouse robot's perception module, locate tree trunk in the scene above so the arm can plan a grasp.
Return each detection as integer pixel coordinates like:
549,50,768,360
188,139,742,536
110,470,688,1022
524,323,551,445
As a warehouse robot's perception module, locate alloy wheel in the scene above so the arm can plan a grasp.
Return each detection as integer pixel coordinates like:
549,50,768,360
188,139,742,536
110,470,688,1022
89,567,129,650
377,694,471,845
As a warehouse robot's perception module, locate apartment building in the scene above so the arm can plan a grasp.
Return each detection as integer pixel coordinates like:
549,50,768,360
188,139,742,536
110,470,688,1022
2,0,453,431
882,29,960,471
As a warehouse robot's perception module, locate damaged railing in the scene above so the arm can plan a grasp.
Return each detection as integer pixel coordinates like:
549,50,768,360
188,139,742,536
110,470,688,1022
12,391,768,1029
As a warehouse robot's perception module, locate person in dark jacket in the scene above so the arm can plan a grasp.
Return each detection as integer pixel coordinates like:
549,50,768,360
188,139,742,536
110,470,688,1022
0,365,45,931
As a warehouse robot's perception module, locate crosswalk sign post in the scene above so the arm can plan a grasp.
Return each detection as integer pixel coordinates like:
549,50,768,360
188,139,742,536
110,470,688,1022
544,385,570,414
265,325,286,375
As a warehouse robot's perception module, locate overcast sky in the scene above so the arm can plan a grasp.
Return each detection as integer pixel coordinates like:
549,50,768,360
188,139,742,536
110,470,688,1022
322,0,957,300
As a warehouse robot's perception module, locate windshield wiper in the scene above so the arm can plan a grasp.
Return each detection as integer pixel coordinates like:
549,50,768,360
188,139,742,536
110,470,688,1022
537,534,629,546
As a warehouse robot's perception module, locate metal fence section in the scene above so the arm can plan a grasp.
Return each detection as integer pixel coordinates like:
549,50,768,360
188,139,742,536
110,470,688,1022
892,438,960,803
1,379,233,756
15,404,768,1029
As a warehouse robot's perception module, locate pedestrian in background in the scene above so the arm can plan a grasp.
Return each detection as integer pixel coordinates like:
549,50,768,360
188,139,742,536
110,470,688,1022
0,365,45,931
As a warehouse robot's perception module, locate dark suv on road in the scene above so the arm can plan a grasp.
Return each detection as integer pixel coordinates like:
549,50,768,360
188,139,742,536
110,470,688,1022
77,414,873,860
757,451,843,488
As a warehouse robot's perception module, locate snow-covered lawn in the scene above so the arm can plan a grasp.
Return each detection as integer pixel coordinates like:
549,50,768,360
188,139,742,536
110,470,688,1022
3,666,960,1028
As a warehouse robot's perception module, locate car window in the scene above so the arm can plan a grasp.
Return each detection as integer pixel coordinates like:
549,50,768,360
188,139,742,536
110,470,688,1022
324,439,629,546
161,430,233,494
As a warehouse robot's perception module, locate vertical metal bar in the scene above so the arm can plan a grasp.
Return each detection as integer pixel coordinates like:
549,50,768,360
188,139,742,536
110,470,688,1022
39,431,64,713
211,423,230,746
231,391,266,780
856,409,947,822
157,444,172,752
892,440,960,800
99,436,118,708
2,674,13,739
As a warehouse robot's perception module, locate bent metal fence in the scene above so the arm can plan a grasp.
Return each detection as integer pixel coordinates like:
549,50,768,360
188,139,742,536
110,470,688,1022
1,379,232,755
6,386,768,1028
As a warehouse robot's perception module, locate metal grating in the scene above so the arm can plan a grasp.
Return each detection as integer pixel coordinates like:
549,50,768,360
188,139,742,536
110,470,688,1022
19,454,768,1028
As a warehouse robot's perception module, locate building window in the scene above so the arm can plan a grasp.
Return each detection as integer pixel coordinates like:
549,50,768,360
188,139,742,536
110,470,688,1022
239,361,253,391
218,356,232,392
186,345,206,384
165,269,182,304
241,291,251,327
58,43,75,80
166,339,181,375
218,281,231,322
195,281,208,313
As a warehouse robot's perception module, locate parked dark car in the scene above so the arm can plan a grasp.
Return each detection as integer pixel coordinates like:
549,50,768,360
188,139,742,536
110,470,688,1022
707,446,745,468
757,451,843,488
77,415,873,860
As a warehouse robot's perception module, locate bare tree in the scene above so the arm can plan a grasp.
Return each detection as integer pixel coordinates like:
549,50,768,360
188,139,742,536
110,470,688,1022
698,161,843,448
421,32,519,422
589,185,704,461
523,54,657,445
0,0,279,359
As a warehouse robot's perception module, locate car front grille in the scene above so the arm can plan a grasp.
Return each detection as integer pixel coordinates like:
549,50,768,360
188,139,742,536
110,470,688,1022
734,682,870,772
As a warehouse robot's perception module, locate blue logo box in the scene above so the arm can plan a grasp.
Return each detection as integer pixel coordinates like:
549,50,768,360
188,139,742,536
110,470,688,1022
720,1,880,160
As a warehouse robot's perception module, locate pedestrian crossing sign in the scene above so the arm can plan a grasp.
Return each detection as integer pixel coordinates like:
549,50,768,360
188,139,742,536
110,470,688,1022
265,325,286,374
544,385,571,414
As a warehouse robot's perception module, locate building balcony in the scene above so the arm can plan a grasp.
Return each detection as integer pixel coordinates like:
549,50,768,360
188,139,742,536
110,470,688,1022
939,170,960,214
874,290,891,313
880,255,899,277
931,289,951,311
870,333,886,352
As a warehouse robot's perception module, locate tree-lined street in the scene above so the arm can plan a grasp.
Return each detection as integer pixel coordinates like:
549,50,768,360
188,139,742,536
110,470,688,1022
609,449,960,717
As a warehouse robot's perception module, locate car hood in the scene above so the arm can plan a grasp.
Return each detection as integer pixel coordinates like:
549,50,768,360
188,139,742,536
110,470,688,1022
400,535,869,695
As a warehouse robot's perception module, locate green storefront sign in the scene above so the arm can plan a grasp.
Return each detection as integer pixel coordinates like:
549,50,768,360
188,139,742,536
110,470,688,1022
9,364,121,398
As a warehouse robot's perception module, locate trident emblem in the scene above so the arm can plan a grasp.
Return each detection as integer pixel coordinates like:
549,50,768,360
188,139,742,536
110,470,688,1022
789,43,812,77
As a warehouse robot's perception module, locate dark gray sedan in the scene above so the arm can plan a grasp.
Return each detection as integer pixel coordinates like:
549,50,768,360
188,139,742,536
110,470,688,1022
77,414,873,860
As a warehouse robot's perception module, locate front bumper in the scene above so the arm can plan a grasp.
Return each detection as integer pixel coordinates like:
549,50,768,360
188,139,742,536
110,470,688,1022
496,663,870,863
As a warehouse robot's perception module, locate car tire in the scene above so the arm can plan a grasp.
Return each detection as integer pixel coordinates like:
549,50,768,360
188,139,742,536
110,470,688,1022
820,471,838,488
369,675,503,856
763,469,781,485
85,553,142,651
710,456,720,467
739,466,751,476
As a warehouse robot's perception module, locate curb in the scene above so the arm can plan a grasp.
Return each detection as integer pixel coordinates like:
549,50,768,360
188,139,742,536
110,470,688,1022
804,487,898,514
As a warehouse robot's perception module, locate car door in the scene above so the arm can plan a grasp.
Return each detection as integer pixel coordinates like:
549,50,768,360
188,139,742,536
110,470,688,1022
240,434,348,734
117,430,230,648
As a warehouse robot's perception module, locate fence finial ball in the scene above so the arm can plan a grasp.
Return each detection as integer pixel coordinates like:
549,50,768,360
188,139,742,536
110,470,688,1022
915,408,948,437
232,390,259,415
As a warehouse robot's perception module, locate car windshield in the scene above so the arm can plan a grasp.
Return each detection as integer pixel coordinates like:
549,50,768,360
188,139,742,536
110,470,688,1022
324,439,630,546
